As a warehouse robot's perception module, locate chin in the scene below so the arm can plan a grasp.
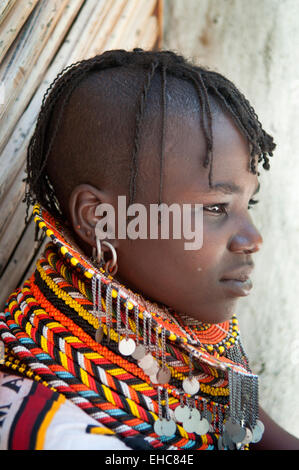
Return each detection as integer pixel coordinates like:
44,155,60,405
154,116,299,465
183,299,238,324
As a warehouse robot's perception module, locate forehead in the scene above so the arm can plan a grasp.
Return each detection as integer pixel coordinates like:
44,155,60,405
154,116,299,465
138,101,256,204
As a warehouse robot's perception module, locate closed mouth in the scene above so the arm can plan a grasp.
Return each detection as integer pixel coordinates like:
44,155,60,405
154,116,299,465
220,278,253,296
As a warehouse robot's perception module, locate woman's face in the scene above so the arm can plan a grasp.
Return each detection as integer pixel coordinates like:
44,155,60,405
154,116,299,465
110,106,262,324
71,105,263,324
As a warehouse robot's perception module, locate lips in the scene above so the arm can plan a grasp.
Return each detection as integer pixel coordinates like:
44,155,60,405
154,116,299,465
220,264,254,297
220,264,254,282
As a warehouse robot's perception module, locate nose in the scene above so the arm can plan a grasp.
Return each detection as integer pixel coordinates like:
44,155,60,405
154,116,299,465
228,217,263,254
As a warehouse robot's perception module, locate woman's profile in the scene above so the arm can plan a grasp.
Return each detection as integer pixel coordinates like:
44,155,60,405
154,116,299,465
0,48,298,450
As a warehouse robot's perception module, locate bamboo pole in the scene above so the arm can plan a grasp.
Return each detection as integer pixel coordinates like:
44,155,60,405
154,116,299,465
117,0,157,51
134,16,158,51
0,0,84,157
0,0,69,138
156,0,163,50
100,0,141,51
0,0,17,26
0,161,26,242
67,0,112,64
0,218,36,309
0,0,105,205
0,0,39,63
0,0,163,204
84,0,127,59
85,0,128,57
0,189,27,277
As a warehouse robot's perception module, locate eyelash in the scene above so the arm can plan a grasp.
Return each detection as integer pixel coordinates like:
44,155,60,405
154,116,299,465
204,199,259,215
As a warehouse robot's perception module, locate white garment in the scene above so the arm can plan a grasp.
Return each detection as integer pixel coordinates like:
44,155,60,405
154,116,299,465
0,371,132,450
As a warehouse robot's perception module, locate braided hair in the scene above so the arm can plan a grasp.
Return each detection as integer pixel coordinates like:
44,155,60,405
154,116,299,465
24,48,276,222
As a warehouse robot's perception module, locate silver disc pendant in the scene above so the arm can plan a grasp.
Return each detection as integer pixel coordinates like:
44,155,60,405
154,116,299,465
222,430,232,448
231,425,246,443
162,419,177,437
189,407,201,420
174,404,190,423
95,326,104,343
195,417,210,436
255,419,265,434
183,416,197,433
143,360,159,376
225,418,243,437
241,427,253,445
156,365,171,384
149,373,159,384
251,422,264,443
118,337,136,356
182,376,200,395
138,353,154,369
131,344,146,360
154,418,167,436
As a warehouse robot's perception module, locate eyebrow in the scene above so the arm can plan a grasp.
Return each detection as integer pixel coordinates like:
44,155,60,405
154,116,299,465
207,181,260,196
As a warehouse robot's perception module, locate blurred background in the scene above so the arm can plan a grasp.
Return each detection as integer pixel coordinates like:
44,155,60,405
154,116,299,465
0,0,298,438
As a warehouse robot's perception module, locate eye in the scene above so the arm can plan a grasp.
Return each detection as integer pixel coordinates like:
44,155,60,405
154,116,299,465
203,203,228,215
248,198,259,210
204,199,260,215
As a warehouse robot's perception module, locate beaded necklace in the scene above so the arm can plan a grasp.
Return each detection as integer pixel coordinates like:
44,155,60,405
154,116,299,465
0,204,264,450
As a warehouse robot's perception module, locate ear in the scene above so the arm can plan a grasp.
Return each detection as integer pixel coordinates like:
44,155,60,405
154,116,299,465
68,184,118,251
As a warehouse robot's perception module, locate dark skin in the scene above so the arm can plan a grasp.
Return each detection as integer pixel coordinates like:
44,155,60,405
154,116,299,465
64,102,299,450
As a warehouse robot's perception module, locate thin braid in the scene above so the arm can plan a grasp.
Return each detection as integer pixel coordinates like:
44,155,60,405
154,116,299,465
185,69,215,186
158,63,167,206
129,59,159,206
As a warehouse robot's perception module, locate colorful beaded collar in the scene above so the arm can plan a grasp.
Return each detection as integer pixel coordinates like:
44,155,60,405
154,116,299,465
32,203,245,373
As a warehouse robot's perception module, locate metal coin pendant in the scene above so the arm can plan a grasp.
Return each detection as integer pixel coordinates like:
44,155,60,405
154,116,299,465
189,407,201,420
174,405,190,423
228,437,235,450
195,417,210,436
182,376,200,395
138,353,154,369
131,344,146,360
225,418,242,437
241,427,253,445
95,326,104,343
251,423,264,443
156,365,171,384
154,418,167,436
149,373,159,384
222,430,231,448
143,360,159,376
162,419,177,437
255,419,265,434
183,416,197,433
231,425,246,443
118,337,136,356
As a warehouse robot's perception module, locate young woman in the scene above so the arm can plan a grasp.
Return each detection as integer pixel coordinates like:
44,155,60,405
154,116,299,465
0,48,298,450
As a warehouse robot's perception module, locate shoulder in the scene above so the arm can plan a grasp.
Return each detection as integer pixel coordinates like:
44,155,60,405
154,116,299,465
0,370,131,450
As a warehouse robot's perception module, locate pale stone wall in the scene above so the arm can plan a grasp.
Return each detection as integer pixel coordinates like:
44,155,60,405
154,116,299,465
163,0,299,437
